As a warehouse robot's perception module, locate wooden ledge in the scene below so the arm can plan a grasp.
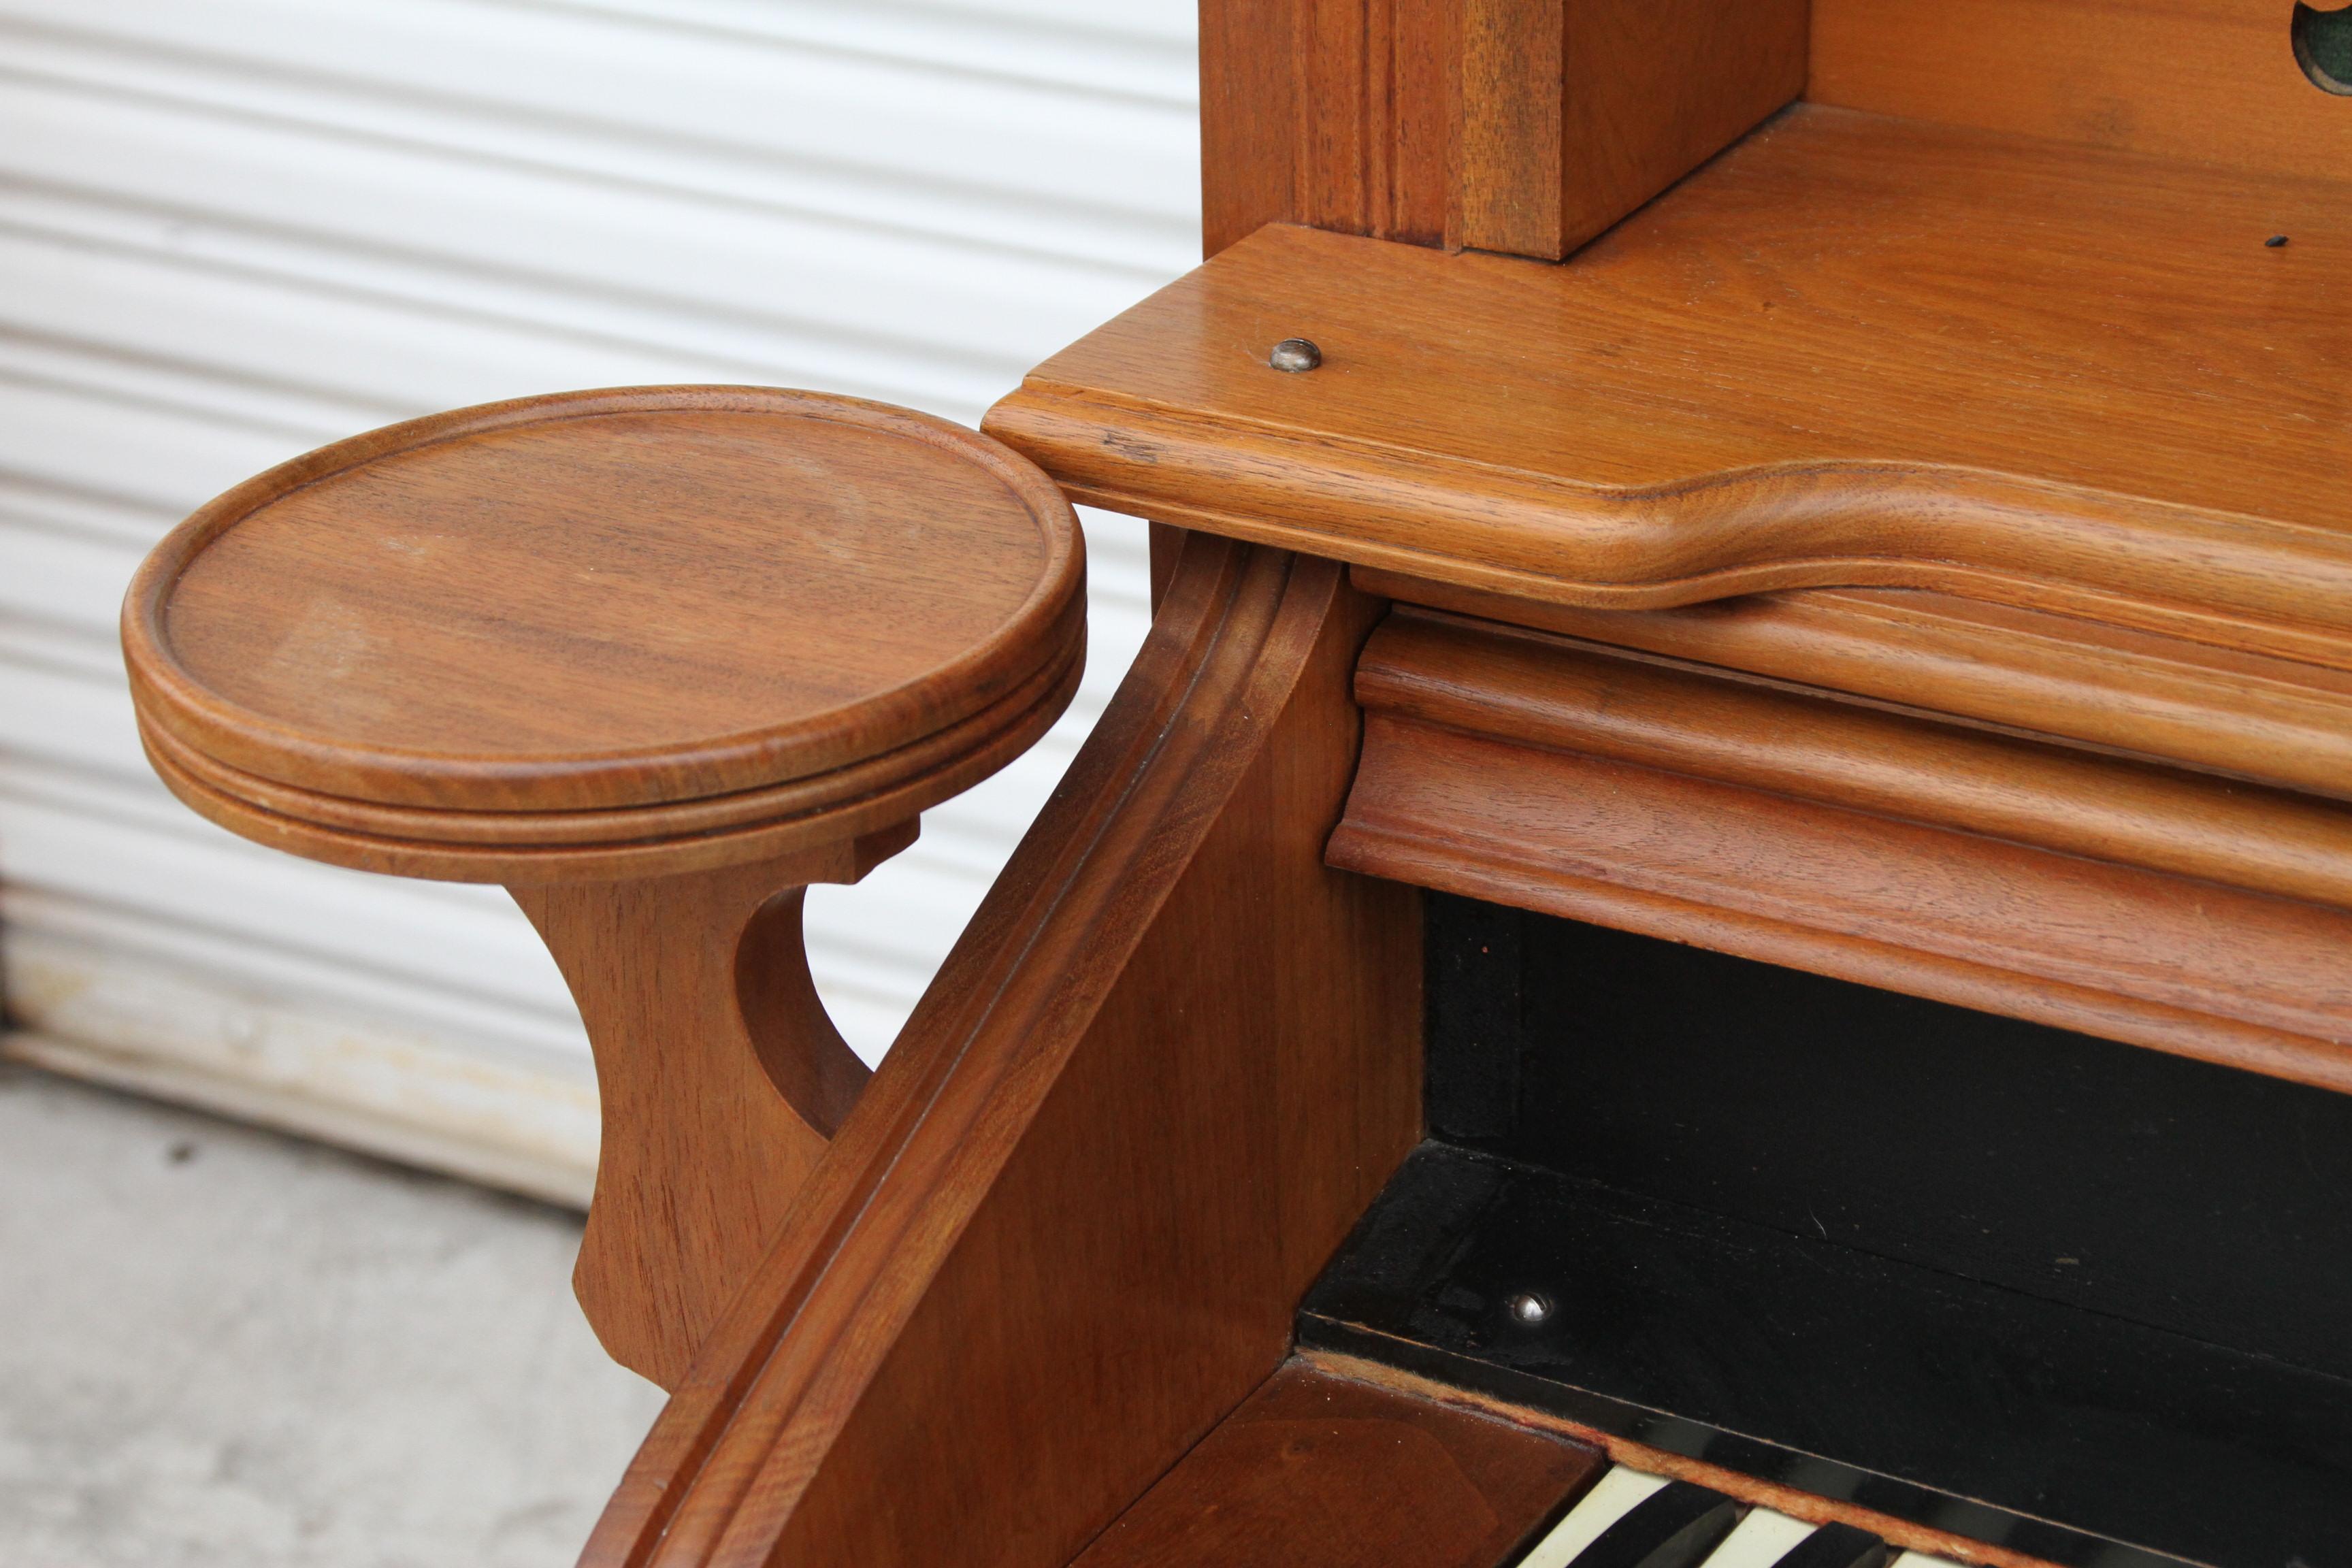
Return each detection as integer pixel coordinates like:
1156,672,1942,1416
985,106,2352,667
124,385,1085,881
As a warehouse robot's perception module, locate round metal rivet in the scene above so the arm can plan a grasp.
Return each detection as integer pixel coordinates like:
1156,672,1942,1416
1505,1292,1552,1326
1269,337,1323,373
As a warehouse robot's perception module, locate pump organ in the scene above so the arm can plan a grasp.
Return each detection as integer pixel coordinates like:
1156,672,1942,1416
118,3,2352,1566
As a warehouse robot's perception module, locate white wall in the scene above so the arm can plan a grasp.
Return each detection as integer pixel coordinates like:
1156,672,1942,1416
0,0,1196,1203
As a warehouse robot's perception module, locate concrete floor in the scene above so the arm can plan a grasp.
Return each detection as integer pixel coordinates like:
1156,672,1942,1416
0,1062,666,1567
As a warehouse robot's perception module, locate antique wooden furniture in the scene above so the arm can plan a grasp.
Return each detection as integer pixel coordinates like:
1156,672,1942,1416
120,386,1085,1390
120,3,2349,1567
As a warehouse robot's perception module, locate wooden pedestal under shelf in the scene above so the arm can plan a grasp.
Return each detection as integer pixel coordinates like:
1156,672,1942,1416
120,385,1086,1389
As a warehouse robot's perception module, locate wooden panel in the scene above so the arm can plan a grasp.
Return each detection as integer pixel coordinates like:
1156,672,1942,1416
1458,0,1562,255
1552,0,1810,256
988,110,2352,666
1360,608,2352,908
1071,1362,1602,1568
1812,0,2352,185
1311,1352,2060,1568
1354,572,2352,804
1330,617,2352,1094
1200,0,1460,255
1203,0,1803,260
579,538,1420,1568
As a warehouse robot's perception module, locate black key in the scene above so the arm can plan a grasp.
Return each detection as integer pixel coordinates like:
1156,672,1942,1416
1770,1523,1889,1568
1571,1481,1739,1568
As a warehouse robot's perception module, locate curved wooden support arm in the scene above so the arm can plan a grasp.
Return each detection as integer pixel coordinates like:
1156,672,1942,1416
120,387,1084,1390
512,824,909,1386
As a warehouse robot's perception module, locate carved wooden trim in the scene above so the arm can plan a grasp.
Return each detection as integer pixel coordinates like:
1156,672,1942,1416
1360,608,2352,909
1328,608,2352,1095
1354,572,2352,804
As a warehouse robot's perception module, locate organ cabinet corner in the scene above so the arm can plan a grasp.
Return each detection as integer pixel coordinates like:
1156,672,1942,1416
119,3,2352,1567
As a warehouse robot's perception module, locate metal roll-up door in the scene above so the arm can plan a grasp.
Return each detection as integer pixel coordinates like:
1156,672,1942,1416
0,0,1194,1203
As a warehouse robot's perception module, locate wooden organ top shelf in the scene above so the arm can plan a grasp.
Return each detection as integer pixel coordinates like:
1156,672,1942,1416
991,105,2351,665
112,3,2352,1568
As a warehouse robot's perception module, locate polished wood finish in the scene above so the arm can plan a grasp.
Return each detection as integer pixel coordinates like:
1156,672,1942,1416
1813,0,2352,184
126,386,1083,878
1071,1361,1603,1568
1360,607,2352,909
121,386,1086,1390
1200,0,1804,259
581,538,1420,1568
1463,0,1808,257
514,847,898,1389
1330,607,2352,1094
1308,1352,2050,1568
988,108,2352,665
1200,0,1459,255
1356,572,2352,804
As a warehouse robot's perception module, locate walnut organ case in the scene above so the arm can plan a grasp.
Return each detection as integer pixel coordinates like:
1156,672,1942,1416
119,3,2352,1566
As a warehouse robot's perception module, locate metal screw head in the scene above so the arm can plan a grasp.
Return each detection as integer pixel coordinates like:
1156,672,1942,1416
1269,337,1322,373
1505,1292,1552,1326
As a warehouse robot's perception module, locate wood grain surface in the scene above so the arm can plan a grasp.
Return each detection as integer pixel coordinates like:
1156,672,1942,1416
580,538,1420,1568
987,108,2352,664
127,385,1083,815
120,385,1092,1390
515,841,900,1389
1200,0,1458,256
1071,1361,1603,1568
1462,0,1807,258
1200,0,1801,259
1813,0,2352,185
1356,572,2352,804
1309,1352,2062,1568
1330,613,2352,1094
1361,607,2352,909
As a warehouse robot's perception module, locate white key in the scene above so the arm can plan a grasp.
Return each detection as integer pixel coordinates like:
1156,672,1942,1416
1520,1467,1671,1568
1697,1507,1817,1568
1890,1554,1964,1568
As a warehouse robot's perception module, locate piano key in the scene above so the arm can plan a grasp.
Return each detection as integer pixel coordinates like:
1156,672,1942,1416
1520,1467,1671,1568
1889,1554,1964,1568
1763,1522,1889,1568
1565,1480,1740,1568
1693,1506,1816,1568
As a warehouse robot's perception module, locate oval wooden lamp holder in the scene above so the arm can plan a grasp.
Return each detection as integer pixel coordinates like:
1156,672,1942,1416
121,386,1085,1388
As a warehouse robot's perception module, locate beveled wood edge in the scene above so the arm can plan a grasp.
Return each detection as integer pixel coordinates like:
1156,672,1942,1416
123,385,1086,812
1358,608,2352,911
1328,764,2352,1098
135,634,1082,853
1352,569,2352,804
577,540,1416,1567
138,644,1081,883
983,378,2352,670
1298,1351,2067,1568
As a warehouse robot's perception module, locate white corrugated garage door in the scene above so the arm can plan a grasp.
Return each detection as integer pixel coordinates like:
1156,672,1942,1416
0,0,1192,1203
